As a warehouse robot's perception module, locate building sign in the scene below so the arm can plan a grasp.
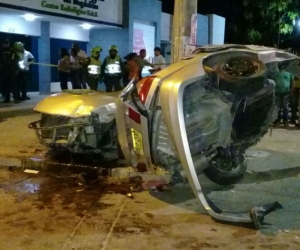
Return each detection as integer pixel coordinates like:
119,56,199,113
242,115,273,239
0,0,122,26
190,14,197,46
185,14,198,56
133,29,146,54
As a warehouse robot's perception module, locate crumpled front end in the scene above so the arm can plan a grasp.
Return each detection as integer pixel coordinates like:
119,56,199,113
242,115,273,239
29,90,119,153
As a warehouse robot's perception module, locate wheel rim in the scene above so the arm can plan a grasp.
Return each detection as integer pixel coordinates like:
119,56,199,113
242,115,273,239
211,154,245,173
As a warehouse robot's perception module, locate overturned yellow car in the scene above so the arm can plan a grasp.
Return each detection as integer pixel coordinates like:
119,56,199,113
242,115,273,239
30,44,299,228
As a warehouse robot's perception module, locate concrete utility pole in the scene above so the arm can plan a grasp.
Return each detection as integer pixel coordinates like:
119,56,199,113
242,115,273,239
171,0,198,63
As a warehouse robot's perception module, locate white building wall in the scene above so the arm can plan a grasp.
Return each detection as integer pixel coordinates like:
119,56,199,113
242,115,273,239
161,13,225,45
0,15,41,36
208,14,225,45
161,13,172,42
50,23,90,42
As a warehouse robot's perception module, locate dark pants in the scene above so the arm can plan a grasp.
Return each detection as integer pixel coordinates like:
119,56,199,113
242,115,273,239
291,88,300,120
276,93,289,121
59,72,69,90
104,76,122,92
87,77,99,91
79,70,87,89
16,71,28,98
2,73,18,101
70,70,81,89
0,73,3,96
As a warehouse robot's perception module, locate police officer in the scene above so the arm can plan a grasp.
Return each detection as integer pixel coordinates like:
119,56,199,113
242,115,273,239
101,45,123,92
0,38,20,103
85,46,102,91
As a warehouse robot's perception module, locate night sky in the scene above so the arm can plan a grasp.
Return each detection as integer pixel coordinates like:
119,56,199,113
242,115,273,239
160,0,229,17
159,0,244,44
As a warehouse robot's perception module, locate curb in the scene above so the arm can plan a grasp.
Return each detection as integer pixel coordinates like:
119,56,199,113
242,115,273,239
0,108,36,119
0,155,172,186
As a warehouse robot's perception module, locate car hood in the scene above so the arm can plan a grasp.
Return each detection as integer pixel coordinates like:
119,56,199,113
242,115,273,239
34,90,120,117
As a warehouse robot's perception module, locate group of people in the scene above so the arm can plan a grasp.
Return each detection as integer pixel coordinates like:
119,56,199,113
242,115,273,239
58,44,166,92
273,63,300,128
0,38,34,103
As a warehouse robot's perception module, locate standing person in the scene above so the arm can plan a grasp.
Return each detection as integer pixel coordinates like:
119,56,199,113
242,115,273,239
58,48,71,90
0,40,5,98
135,49,154,79
70,48,83,89
101,45,123,92
273,64,295,127
291,76,300,124
126,53,140,85
150,47,166,74
72,43,87,89
122,54,130,87
84,46,102,91
290,61,300,124
14,42,34,100
0,38,20,103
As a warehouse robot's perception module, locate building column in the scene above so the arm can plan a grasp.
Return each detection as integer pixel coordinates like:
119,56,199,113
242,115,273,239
38,21,51,94
171,0,197,63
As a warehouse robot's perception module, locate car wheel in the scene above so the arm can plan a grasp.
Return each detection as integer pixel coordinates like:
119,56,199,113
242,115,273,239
215,56,266,93
204,153,247,185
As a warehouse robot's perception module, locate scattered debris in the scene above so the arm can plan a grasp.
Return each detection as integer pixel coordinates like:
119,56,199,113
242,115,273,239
136,162,147,172
126,193,133,198
156,183,170,192
129,176,143,192
33,149,43,154
24,169,39,174
142,180,167,191
8,166,17,172
19,150,28,154
76,189,84,192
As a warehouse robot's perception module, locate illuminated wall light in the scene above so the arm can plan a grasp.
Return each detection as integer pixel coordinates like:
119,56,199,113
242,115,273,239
23,13,38,21
81,23,93,30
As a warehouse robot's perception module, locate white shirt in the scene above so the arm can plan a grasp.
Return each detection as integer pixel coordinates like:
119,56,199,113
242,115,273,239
70,49,88,63
78,49,88,58
22,50,34,71
154,54,166,70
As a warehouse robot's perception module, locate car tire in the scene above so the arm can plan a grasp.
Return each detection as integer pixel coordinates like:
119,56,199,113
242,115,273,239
215,56,266,93
204,153,247,185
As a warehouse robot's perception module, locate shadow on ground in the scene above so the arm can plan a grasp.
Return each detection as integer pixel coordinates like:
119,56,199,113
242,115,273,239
149,149,300,234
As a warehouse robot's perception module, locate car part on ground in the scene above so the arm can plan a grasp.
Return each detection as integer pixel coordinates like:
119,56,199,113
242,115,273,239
29,44,299,229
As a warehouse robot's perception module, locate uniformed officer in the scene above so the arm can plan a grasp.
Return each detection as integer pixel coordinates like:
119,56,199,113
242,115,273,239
85,46,102,91
0,38,20,103
100,45,123,92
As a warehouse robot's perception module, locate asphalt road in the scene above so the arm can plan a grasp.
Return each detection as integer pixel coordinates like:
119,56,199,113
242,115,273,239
0,114,300,249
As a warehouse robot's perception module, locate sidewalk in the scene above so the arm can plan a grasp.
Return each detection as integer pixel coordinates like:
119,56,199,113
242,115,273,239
0,92,47,119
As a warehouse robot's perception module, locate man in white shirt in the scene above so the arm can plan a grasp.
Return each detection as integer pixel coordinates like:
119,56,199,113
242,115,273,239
72,43,88,89
72,43,88,59
18,45,34,100
151,47,166,73
22,50,34,71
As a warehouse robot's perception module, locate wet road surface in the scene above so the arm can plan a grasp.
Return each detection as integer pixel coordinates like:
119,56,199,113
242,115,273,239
1,150,300,250
0,113,300,249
